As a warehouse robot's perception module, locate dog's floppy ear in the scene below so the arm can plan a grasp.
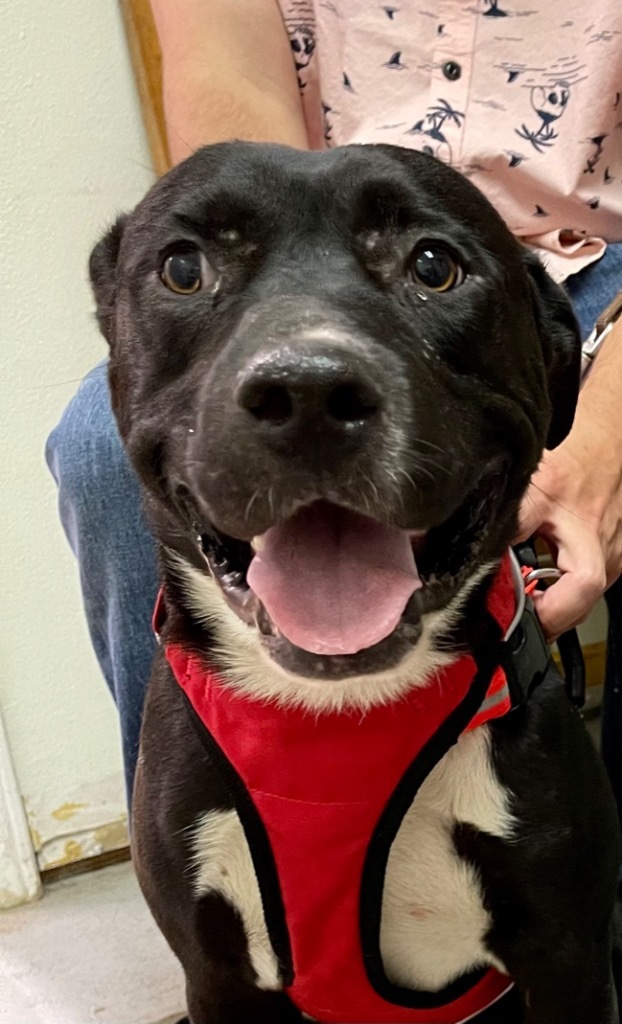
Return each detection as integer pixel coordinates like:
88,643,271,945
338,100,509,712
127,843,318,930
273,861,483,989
523,250,582,450
89,215,127,346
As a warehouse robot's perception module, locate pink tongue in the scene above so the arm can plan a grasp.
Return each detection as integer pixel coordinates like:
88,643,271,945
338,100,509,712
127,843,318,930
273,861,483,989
247,503,422,656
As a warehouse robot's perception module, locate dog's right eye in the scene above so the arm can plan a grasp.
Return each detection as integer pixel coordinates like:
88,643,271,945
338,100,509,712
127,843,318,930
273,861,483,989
161,250,212,294
409,246,464,293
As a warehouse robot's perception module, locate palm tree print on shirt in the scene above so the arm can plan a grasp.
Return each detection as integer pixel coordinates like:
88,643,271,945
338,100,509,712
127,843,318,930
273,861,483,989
405,99,465,164
483,0,509,16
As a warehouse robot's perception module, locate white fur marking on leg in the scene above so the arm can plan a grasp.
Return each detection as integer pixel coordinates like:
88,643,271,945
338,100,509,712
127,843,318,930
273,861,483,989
192,808,280,991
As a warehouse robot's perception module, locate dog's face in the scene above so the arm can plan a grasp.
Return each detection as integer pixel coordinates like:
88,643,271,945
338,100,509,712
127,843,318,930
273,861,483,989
91,143,580,689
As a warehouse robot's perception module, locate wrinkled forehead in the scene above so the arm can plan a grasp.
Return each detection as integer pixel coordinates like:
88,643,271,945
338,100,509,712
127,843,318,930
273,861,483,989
125,143,518,262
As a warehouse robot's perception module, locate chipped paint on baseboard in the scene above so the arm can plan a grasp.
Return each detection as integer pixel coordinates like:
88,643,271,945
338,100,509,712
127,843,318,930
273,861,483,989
28,825,42,851
51,801,87,822
94,818,129,850
24,771,129,872
36,816,129,871
43,839,85,870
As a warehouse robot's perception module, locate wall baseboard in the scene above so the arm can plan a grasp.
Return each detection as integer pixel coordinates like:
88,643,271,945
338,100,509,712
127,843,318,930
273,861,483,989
41,844,131,884
34,815,129,873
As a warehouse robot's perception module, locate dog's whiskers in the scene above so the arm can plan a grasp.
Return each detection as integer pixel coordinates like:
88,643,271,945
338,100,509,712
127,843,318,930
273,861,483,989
408,439,454,478
410,438,445,456
363,474,380,508
245,488,261,522
392,466,423,491
183,458,224,482
267,485,276,520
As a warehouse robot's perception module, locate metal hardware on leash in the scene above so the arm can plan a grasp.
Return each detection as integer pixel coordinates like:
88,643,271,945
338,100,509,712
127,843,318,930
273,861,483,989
515,552,585,709
523,567,564,586
581,320,613,380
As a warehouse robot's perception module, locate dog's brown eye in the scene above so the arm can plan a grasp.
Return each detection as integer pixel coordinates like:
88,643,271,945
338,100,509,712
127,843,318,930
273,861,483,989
161,250,212,294
410,247,463,292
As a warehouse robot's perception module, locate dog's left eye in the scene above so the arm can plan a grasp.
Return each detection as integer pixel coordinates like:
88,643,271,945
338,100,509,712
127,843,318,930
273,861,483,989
410,247,464,292
161,250,214,294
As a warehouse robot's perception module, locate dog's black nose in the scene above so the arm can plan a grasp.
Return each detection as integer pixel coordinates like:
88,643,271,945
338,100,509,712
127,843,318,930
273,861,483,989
235,346,382,445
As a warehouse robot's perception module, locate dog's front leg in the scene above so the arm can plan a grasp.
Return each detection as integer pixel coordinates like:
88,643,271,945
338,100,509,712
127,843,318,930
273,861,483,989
516,957,619,1024
186,980,304,1024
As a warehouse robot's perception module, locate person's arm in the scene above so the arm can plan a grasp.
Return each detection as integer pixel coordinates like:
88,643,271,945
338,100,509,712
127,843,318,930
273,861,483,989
518,317,622,638
150,0,308,166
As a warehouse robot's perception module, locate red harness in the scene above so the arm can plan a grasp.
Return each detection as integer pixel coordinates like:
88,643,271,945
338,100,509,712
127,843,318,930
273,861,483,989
160,554,529,1023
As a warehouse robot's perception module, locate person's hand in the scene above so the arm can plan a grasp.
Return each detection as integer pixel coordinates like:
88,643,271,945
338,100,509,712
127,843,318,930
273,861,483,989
516,321,622,640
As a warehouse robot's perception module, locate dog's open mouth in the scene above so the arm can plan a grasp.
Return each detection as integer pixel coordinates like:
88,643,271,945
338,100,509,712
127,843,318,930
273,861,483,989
251,504,424,656
198,468,503,672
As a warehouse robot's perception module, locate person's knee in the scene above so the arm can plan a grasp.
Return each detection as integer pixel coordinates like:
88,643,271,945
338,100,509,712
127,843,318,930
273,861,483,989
46,362,139,548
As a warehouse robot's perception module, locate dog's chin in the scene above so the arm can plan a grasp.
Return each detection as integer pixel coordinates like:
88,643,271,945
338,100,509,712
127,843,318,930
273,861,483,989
195,469,507,682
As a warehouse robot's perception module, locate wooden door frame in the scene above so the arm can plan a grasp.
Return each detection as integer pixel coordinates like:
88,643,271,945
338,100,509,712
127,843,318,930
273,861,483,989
0,707,41,908
119,0,170,176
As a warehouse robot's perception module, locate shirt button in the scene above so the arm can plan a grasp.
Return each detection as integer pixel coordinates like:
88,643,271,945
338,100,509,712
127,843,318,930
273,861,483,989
443,60,462,81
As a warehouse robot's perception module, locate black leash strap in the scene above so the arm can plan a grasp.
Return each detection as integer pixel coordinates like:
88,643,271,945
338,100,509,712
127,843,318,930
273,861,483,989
513,542,586,709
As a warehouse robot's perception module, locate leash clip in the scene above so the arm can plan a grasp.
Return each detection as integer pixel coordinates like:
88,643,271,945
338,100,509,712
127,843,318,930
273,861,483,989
514,545,586,709
500,598,552,709
523,566,563,585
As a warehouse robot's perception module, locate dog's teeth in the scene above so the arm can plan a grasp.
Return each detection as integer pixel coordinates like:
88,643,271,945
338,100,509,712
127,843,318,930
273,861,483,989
255,606,276,636
223,571,244,587
252,534,265,552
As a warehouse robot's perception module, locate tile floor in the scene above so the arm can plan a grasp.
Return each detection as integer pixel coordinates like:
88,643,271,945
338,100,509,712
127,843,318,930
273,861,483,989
0,861,185,1024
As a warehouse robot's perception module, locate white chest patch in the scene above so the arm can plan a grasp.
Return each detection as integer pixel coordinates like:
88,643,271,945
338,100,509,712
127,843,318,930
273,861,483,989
380,726,514,989
191,725,514,995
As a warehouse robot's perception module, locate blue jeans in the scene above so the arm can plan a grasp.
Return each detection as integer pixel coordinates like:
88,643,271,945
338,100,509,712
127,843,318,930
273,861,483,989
47,369,159,802
46,245,622,805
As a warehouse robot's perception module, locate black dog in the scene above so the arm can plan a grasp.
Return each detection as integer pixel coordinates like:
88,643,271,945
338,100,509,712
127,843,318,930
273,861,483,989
90,142,620,1024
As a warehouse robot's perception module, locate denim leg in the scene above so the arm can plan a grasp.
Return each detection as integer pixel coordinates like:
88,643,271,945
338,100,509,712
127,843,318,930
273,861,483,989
564,243,622,342
46,361,158,802
565,243,622,813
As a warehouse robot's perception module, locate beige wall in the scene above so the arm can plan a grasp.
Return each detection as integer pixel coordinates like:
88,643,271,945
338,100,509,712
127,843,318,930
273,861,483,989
0,0,155,870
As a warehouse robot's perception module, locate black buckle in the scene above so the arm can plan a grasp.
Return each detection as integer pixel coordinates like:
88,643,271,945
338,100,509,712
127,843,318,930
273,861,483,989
499,598,552,709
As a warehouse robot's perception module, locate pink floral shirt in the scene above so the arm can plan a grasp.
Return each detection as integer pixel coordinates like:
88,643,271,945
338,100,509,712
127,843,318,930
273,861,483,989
278,0,622,281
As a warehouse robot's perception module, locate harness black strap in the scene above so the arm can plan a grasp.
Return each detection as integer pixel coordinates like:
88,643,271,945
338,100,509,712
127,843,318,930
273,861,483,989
362,606,513,1010
179,685,295,985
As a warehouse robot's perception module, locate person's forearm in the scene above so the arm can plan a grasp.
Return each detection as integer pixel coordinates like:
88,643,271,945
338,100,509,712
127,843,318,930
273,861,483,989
150,0,308,166
578,317,622,433
162,69,308,163
517,311,622,637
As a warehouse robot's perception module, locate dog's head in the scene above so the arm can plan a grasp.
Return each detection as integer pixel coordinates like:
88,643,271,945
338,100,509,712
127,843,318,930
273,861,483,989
90,143,580,702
